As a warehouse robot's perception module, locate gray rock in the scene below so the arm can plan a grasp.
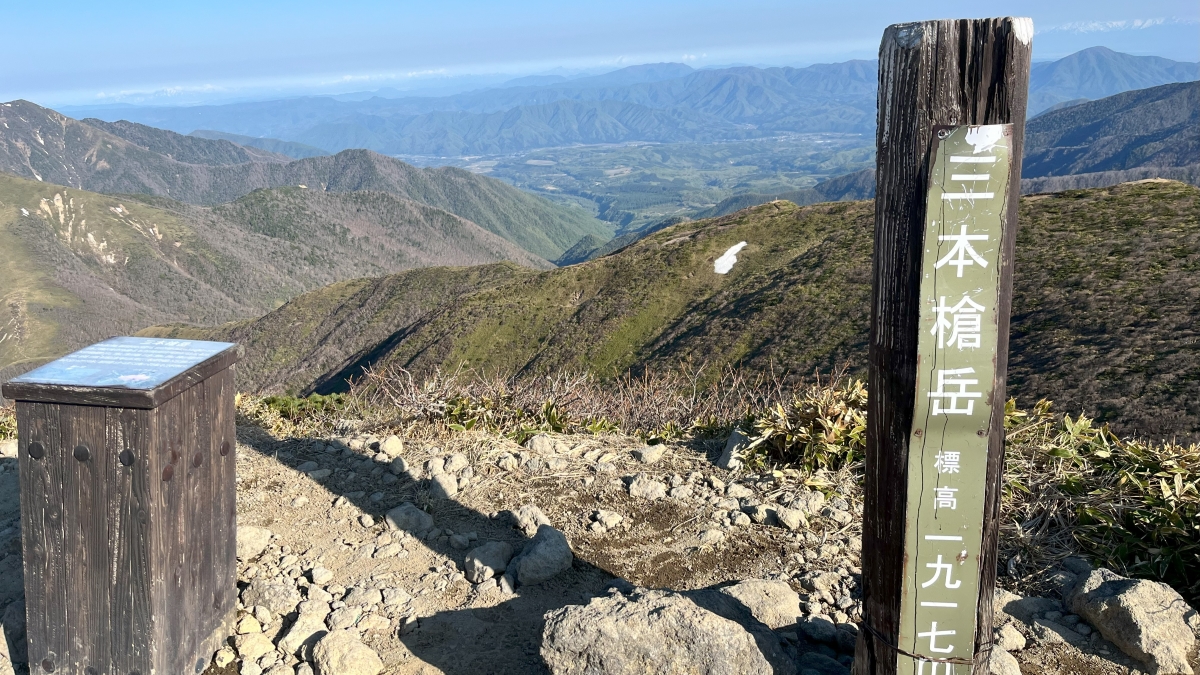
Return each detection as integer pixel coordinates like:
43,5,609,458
307,468,332,479
382,588,412,606
429,473,458,499
278,605,330,657
744,505,777,525
509,525,573,585
799,615,839,645
994,622,1026,652
632,446,666,464
717,429,749,470
776,507,807,531
717,579,801,629
296,664,315,675
725,483,753,499
389,457,408,476
1062,556,1093,575
379,435,403,458
796,651,849,675
1029,618,1090,648
449,533,471,550
465,541,515,583
628,473,667,500
384,503,433,534
242,579,302,615
989,648,1021,675
542,588,789,675
236,525,273,561
526,434,559,455
0,439,17,458
512,504,551,537
1067,567,1198,675
593,510,623,529
820,507,853,526
326,607,363,630
791,490,826,515
343,587,383,606
1046,569,1078,598
234,632,275,660
443,453,469,473
297,460,320,472
994,592,1060,624
312,630,383,675
699,529,725,545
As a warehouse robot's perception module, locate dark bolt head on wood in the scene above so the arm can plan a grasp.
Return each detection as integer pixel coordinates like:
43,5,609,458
1,337,243,675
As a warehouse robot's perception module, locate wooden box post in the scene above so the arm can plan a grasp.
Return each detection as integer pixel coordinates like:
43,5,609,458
1,337,242,675
855,17,1032,675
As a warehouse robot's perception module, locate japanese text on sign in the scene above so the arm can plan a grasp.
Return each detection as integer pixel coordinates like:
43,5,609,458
895,124,1012,675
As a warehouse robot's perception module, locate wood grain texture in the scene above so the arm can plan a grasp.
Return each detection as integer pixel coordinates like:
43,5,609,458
855,17,1031,675
2,345,241,409
13,365,237,673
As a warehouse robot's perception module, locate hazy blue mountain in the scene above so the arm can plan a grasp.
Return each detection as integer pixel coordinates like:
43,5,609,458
189,130,330,158
1023,81,1199,177
1028,46,1199,114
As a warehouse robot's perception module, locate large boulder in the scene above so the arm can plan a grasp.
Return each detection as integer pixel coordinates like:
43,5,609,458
312,630,384,675
542,588,793,674
509,525,573,585
1067,568,1198,675
717,579,801,629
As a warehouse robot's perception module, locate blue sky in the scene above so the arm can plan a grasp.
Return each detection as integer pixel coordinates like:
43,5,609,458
3,0,1197,107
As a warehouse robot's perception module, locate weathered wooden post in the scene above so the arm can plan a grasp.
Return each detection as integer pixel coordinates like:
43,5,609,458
854,18,1032,675
1,337,242,675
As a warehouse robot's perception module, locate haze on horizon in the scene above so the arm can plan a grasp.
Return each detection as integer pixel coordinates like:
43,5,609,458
2,0,1198,108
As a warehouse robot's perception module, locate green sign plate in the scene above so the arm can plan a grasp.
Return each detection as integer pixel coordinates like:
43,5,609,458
895,124,1013,675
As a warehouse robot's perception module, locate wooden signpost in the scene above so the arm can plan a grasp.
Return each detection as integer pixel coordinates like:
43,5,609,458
855,18,1031,675
2,337,242,675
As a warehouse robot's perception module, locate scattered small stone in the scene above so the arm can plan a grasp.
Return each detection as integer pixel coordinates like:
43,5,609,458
290,496,309,508
380,436,404,458
358,514,374,528
592,510,623,529
725,483,753,499
632,446,666,464
465,541,515,583
994,623,1026,652
443,453,469,473
308,469,332,479
628,473,667,500
729,511,751,527
242,579,301,616
327,607,363,630
278,605,331,657
297,461,320,472
382,588,412,606
526,434,559,454
213,646,235,668
989,647,1021,675
449,533,471,550
776,507,806,531
699,529,725,545
717,579,801,629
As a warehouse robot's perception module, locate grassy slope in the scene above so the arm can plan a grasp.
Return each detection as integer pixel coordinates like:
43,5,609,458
0,173,551,382
144,181,1199,441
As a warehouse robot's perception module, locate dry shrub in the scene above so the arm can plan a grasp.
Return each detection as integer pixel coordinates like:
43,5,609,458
0,404,15,441
235,364,1198,604
1002,399,1200,604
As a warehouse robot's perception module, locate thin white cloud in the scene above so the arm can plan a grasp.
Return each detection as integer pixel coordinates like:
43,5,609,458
1040,16,1197,34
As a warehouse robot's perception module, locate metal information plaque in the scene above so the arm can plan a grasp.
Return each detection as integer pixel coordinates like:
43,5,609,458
896,124,1012,675
7,336,235,389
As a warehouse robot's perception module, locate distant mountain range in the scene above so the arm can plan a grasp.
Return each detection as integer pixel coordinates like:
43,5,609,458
141,180,1200,442
57,48,1196,158
0,171,548,383
0,101,609,259
188,130,330,159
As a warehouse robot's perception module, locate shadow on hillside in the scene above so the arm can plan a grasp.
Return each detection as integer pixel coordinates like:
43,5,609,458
232,427,797,675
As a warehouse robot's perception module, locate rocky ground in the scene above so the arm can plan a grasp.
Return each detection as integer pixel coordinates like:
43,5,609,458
0,427,1197,674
